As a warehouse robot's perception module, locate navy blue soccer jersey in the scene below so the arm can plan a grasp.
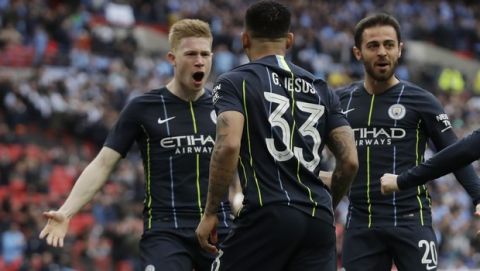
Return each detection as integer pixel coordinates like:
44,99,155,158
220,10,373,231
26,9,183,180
212,55,349,222
104,87,231,231
337,81,480,228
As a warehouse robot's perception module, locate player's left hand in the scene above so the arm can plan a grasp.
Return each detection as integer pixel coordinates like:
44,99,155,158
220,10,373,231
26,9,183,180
380,173,400,195
196,213,219,254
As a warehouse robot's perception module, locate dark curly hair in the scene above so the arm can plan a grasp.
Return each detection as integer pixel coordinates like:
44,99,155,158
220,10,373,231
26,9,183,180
245,1,291,39
354,13,402,48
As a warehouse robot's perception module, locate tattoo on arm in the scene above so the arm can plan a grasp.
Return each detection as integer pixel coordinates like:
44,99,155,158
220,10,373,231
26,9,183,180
326,126,358,208
205,114,240,215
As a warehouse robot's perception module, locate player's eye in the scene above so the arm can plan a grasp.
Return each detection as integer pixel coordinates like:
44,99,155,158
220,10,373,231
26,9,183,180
384,43,395,48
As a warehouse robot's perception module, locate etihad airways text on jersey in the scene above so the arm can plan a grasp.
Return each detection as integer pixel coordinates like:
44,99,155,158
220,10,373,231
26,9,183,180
353,127,406,146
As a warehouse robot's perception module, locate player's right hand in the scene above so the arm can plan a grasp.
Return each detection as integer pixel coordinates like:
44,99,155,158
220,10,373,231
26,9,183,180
196,213,219,254
380,173,400,195
39,210,70,247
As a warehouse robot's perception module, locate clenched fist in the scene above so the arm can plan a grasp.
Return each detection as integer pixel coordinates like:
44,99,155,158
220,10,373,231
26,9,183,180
380,173,400,195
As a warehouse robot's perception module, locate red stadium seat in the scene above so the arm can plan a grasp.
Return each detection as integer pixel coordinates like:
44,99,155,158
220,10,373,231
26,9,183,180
49,165,74,197
69,213,95,236
7,144,23,162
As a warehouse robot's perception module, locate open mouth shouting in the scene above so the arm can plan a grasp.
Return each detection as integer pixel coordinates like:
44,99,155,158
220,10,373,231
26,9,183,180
192,72,205,87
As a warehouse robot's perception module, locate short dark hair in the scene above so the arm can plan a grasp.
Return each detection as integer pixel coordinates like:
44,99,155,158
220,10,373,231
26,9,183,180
354,13,401,48
245,1,291,39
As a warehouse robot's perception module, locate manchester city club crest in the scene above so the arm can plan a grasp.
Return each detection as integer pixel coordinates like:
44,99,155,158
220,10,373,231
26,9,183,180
388,104,406,120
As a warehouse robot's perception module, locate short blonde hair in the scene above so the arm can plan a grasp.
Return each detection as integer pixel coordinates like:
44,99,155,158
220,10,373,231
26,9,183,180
168,19,212,51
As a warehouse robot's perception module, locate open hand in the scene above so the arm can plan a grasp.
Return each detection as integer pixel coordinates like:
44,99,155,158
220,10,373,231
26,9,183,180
39,210,70,247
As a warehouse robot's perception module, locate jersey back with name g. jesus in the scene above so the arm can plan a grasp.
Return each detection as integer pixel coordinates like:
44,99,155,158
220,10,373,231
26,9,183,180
213,55,349,223
104,87,231,231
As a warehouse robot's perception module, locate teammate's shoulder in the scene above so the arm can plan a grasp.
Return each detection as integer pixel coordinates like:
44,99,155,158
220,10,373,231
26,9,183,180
400,80,436,99
335,81,363,97
285,60,315,76
146,86,169,95
401,80,425,92
216,66,246,81
215,62,262,87
125,87,167,104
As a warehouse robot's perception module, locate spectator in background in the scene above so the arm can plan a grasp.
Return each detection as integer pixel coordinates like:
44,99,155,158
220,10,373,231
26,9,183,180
0,21,22,48
212,43,236,76
32,24,48,66
1,222,26,266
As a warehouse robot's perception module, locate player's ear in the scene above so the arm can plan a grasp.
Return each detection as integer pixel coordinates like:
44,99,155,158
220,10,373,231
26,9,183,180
286,32,294,49
242,32,250,50
167,51,176,66
398,42,404,58
353,46,362,61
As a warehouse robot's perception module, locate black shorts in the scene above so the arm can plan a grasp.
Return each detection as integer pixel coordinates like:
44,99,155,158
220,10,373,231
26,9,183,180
342,225,438,271
140,228,228,271
212,205,336,271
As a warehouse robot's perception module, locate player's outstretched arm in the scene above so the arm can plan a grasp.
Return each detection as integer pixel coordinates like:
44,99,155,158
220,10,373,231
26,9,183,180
393,129,480,190
39,146,122,247
197,111,244,254
326,125,358,208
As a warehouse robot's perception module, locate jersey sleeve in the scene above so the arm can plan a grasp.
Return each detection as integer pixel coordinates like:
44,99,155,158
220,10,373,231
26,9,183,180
420,93,455,147
418,95,480,204
398,129,480,195
212,74,244,116
103,99,141,157
325,86,350,132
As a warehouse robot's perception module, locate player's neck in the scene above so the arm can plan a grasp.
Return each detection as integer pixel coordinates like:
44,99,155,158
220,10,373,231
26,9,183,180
247,42,287,61
363,76,400,95
166,80,204,102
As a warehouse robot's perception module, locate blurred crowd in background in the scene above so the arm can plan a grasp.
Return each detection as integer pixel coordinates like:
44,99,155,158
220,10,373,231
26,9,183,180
2,0,480,270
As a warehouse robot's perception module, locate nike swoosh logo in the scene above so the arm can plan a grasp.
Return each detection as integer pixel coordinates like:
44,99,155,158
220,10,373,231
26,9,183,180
426,264,437,270
341,108,356,114
158,116,175,124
